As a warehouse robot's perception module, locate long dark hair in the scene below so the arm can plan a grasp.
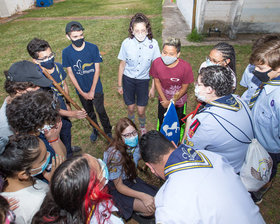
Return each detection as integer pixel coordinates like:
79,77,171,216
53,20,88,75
32,154,112,224
107,118,138,181
0,134,41,190
128,13,153,40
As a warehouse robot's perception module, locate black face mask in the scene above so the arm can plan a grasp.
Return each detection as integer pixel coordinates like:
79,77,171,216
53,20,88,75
71,38,84,48
252,69,272,82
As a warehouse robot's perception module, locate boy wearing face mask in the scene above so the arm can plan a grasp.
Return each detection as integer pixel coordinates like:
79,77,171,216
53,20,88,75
150,38,194,130
62,21,112,143
117,13,161,135
27,38,87,157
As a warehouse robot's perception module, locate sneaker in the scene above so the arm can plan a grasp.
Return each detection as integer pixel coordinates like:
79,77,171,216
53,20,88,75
250,191,263,205
90,129,98,143
140,127,147,136
71,146,82,153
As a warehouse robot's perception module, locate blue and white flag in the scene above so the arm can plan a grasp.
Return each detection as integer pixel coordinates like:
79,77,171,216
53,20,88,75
160,100,180,145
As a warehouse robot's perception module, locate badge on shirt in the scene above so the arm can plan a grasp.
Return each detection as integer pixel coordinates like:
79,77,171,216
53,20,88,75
149,44,153,49
188,119,200,138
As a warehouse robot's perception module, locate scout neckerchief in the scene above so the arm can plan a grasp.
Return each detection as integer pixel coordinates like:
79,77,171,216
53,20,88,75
249,76,280,109
86,204,96,224
164,144,213,179
204,94,241,112
50,64,64,96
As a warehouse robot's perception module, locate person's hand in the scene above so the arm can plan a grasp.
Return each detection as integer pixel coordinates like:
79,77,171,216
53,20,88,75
7,197,19,211
44,120,62,142
88,90,95,100
72,109,87,119
149,87,155,98
117,86,123,95
160,100,170,109
81,91,91,100
43,154,65,182
141,193,155,214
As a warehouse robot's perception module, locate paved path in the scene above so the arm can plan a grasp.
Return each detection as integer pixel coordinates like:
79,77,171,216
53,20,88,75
162,0,261,46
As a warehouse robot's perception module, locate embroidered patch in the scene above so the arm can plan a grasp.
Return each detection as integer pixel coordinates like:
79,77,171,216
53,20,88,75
188,119,200,138
149,44,153,49
184,139,194,147
271,100,275,107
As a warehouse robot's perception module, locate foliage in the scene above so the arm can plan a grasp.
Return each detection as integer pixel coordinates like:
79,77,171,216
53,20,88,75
187,28,204,42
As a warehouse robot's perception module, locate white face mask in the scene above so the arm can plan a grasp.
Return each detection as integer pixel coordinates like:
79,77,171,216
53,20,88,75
134,33,147,42
205,58,218,67
195,85,206,102
161,55,177,65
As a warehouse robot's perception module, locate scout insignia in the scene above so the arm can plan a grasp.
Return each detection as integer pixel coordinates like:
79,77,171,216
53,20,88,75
188,119,200,138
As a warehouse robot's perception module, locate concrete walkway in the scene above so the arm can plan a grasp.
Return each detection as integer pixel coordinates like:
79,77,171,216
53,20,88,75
162,0,261,46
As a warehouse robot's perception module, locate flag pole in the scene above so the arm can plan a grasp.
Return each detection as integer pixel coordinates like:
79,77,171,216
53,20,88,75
40,66,112,143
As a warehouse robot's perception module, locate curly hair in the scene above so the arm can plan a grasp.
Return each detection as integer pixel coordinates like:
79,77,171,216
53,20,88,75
250,39,280,71
128,13,153,40
6,90,60,135
27,38,51,59
32,154,112,224
0,134,40,190
199,66,233,97
4,71,37,97
107,118,138,181
212,42,236,73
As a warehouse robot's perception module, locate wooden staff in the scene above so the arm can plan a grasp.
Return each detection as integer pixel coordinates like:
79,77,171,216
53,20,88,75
40,66,112,143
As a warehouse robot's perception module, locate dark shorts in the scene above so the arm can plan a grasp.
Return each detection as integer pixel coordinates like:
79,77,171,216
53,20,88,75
108,177,158,220
268,152,280,180
122,75,149,106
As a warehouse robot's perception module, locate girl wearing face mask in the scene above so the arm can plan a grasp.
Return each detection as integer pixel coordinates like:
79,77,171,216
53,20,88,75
32,154,123,224
0,135,55,224
199,42,237,91
103,118,158,221
117,13,161,135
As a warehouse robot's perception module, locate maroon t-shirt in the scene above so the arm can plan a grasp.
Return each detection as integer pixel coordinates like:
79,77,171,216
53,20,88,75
150,57,194,107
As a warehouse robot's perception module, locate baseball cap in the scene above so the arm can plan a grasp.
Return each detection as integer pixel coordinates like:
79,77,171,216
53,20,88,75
65,21,84,34
6,60,52,87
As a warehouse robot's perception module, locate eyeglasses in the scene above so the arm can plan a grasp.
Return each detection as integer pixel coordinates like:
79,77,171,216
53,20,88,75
206,56,225,65
122,130,138,138
36,52,56,62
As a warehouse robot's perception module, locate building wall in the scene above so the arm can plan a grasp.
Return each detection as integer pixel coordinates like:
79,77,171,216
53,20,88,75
0,0,35,17
177,0,280,34
238,0,280,33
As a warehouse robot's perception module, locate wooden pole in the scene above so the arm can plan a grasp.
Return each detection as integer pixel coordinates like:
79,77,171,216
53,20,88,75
40,66,112,143
192,0,197,31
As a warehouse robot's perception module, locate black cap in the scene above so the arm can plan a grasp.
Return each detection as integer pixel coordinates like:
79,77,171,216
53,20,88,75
65,21,84,34
6,60,52,87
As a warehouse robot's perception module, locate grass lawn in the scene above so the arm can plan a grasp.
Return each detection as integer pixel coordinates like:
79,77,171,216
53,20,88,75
0,0,279,223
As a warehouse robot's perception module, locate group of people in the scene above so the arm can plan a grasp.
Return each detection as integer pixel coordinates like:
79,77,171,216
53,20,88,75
0,10,279,224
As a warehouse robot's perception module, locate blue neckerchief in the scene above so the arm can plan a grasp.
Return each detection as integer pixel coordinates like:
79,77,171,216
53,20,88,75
249,76,280,109
205,95,241,112
164,144,213,179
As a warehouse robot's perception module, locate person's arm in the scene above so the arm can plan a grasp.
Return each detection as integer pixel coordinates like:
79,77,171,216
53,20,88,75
154,78,169,108
60,80,87,119
172,83,190,103
66,67,89,100
59,108,87,119
149,78,155,98
44,120,66,158
113,177,155,213
118,60,126,94
88,63,100,100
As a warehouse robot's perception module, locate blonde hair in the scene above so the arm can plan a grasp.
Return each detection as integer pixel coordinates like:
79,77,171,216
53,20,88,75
163,37,181,53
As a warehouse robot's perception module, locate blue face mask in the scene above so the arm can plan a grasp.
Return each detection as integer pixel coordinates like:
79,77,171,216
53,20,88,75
124,134,138,148
97,158,109,186
161,55,177,65
30,152,51,176
40,56,55,69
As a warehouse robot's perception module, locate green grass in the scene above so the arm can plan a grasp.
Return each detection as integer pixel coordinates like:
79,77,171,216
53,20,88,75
21,0,162,18
0,0,280,223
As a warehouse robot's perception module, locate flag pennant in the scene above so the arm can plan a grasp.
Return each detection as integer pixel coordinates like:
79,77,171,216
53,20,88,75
160,100,180,145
